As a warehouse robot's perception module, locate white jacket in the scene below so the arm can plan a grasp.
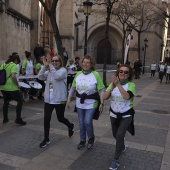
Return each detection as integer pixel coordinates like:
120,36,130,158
38,65,67,103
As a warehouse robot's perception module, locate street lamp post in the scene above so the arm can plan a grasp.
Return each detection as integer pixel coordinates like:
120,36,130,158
142,38,148,74
160,43,164,61
83,0,93,55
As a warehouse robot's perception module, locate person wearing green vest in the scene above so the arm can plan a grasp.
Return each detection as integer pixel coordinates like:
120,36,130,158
66,55,105,150
102,64,136,170
22,51,35,100
35,56,45,99
0,54,26,125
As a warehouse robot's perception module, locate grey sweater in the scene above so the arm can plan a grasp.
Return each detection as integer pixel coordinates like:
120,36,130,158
38,65,67,103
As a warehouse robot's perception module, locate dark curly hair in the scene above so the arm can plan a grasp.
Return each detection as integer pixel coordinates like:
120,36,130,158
25,51,31,59
115,64,134,81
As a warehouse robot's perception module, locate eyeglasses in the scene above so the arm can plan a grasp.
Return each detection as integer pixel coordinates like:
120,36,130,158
51,60,60,63
119,70,129,74
82,61,91,64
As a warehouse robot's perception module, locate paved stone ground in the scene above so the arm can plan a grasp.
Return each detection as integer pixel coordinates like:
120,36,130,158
0,72,170,170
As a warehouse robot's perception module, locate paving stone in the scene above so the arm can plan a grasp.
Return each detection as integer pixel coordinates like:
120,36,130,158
135,111,170,129
0,127,65,159
69,142,162,170
0,163,15,170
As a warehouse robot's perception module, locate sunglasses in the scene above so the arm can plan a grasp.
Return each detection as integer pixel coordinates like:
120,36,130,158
51,60,60,63
119,70,129,74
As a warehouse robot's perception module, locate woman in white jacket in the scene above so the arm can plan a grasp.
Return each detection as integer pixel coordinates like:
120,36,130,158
38,54,74,148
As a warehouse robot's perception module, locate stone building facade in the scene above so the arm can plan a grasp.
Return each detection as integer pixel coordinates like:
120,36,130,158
0,0,169,68
0,0,32,62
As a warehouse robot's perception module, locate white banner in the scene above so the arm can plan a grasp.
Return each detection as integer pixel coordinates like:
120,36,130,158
124,34,131,64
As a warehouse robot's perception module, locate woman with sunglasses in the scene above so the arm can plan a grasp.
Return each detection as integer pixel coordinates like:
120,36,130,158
101,64,136,170
38,54,74,148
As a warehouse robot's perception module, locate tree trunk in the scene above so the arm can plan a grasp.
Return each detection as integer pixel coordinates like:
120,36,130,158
49,14,63,56
122,26,126,62
138,32,141,60
103,6,111,87
39,0,64,57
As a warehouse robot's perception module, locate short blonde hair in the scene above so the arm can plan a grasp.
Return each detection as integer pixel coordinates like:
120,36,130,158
81,54,96,70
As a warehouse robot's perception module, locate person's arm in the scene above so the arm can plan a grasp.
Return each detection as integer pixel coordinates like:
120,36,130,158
66,87,76,109
21,60,27,76
35,63,41,75
102,83,115,101
34,68,39,75
11,73,20,88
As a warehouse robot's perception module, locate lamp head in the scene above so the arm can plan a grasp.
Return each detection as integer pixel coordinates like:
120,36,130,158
144,38,148,46
126,26,132,35
83,1,93,15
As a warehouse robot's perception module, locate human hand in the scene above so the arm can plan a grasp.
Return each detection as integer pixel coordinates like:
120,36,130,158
99,103,103,114
46,54,51,64
42,56,49,68
111,75,119,86
66,100,70,109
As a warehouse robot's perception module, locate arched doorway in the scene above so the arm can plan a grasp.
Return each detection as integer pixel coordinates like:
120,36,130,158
97,39,111,64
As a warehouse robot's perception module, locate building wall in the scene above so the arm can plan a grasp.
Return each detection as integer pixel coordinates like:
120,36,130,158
0,0,32,62
0,0,168,69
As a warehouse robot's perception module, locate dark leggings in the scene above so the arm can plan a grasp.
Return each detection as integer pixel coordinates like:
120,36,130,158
151,70,156,77
159,71,164,83
110,116,132,160
44,103,72,140
67,75,75,89
1,90,23,120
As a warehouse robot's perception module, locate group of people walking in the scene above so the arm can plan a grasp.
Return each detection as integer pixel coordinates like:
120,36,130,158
0,50,136,170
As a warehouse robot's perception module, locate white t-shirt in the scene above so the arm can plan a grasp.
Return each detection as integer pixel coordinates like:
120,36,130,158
25,60,33,76
67,64,77,75
160,65,165,72
166,66,170,74
72,71,105,109
107,82,136,118
151,63,156,70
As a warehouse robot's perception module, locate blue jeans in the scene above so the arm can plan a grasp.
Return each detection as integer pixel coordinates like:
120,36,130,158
77,108,96,141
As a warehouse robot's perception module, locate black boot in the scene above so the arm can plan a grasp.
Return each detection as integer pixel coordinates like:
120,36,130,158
3,118,9,124
15,118,26,125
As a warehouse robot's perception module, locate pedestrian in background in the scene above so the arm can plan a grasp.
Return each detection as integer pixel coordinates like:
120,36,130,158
44,45,51,57
133,59,142,79
102,64,136,170
159,62,166,83
63,47,68,66
66,54,105,150
166,62,170,84
22,51,35,100
38,54,74,148
35,56,45,100
74,56,82,71
150,61,157,78
34,42,44,62
0,54,26,125
22,51,34,76
66,59,77,90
